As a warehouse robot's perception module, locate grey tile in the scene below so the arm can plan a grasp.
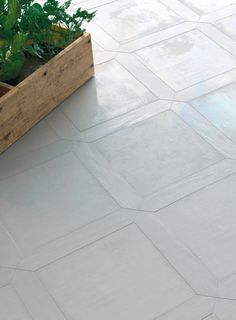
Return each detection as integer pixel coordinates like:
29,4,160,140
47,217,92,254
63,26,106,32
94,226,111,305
181,0,236,15
94,0,183,43
136,30,236,91
0,120,58,160
61,60,156,131
0,286,32,320
39,224,193,320
91,110,222,200
192,83,236,143
158,173,236,280
214,14,236,41
0,151,118,258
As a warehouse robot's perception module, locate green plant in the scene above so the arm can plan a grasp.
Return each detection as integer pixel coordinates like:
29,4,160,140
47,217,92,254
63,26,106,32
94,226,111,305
0,0,27,81
0,0,95,81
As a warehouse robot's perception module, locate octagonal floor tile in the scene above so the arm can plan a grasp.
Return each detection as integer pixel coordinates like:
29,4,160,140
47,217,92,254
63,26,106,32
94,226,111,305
38,224,194,320
94,111,221,197
0,150,118,259
136,30,236,91
94,0,183,43
191,82,236,143
76,107,224,210
156,172,236,295
60,59,156,131
180,0,236,15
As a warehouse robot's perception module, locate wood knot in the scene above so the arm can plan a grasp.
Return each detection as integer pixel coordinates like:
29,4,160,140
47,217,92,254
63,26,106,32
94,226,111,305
4,132,11,140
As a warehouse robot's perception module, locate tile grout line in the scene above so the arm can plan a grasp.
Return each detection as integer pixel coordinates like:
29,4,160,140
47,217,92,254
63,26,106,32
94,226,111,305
34,222,134,272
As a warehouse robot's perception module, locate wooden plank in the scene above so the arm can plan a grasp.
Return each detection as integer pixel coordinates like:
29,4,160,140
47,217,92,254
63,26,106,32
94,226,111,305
0,32,94,154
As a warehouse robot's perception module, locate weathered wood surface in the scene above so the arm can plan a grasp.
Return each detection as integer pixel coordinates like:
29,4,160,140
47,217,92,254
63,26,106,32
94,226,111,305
0,32,94,154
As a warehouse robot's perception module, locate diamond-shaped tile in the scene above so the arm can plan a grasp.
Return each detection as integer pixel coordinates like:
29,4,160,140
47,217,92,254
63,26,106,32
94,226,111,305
39,224,193,320
60,59,156,131
181,0,236,15
94,0,183,43
0,286,32,320
214,14,236,41
158,172,236,282
136,30,236,91
0,150,118,259
191,82,236,143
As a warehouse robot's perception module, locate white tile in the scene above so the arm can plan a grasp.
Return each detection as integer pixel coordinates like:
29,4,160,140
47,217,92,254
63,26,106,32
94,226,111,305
158,173,236,280
136,30,236,91
191,83,236,143
87,21,120,51
158,0,199,21
0,151,118,257
215,300,236,320
0,223,21,268
77,0,114,9
39,224,193,320
174,68,236,102
0,268,14,287
116,53,175,100
218,273,236,299
19,209,135,271
12,271,67,319
0,140,73,181
135,213,218,296
0,285,32,320
180,0,236,15
214,14,236,42
200,5,236,23
0,120,58,160
196,23,236,58
91,41,115,65
61,60,156,131
205,316,220,320
94,0,183,43
120,22,196,53
171,102,236,158
92,110,222,198
156,296,214,320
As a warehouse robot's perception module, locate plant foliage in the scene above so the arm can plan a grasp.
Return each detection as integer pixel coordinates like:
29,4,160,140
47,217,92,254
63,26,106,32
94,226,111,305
0,0,95,81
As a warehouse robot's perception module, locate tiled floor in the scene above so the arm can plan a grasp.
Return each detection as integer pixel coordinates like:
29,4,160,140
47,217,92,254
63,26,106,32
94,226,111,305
1,0,236,319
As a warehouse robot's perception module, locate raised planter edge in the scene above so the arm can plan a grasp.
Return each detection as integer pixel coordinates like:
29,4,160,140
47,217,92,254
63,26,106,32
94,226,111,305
0,32,94,154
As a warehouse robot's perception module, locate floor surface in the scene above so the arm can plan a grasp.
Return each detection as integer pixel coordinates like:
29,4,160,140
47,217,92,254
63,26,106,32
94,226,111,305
1,0,236,319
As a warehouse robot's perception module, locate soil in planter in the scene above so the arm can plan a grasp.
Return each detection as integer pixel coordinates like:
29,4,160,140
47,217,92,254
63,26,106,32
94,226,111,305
7,54,51,86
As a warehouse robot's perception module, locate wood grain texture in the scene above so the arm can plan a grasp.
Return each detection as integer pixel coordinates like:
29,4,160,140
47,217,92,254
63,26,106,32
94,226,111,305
0,32,94,154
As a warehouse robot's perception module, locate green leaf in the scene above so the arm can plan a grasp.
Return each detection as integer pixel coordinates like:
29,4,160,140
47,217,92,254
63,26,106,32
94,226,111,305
4,0,21,31
0,0,95,81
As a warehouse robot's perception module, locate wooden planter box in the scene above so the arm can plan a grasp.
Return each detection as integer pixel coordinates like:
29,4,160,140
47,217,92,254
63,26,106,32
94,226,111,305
0,32,94,154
